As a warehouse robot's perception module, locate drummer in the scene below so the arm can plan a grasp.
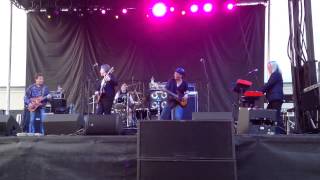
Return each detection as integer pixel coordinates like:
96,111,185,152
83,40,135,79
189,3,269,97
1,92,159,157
114,83,136,107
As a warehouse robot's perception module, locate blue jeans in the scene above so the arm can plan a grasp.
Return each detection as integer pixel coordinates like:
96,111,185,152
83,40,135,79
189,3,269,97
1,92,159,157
29,108,45,134
160,105,184,120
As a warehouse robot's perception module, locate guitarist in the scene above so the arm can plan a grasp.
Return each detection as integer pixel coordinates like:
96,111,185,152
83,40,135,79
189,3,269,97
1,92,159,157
24,73,50,134
95,64,118,115
160,67,188,120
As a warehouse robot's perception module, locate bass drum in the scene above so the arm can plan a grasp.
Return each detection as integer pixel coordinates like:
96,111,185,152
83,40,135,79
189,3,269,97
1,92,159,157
135,108,150,120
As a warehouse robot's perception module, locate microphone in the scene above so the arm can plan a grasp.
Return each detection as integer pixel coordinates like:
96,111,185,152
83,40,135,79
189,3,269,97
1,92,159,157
247,68,259,75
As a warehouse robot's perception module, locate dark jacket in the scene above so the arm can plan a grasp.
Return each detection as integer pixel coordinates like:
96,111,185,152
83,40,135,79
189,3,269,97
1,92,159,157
165,79,188,108
260,70,284,102
96,74,118,99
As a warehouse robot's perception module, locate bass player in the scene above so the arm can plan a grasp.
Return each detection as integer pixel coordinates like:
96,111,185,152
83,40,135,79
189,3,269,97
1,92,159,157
24,73,50,134
160,67,188,120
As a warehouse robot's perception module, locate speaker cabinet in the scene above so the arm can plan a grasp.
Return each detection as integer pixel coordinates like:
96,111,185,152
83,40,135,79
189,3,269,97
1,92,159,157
182,91,199,120
192,112,233,120
138,120,236,180
0,115,21,136
44,114,83,135
138,120,235,159
138,159,237,180
84,114,122,135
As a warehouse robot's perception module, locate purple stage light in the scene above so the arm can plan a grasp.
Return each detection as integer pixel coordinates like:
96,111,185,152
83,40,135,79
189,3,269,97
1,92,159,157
170,7,175,12
101,9,106,14
203,3,213,13
122,8,127,14
152,2,167,17
226,2,235,11
190,4,199,13
181,10,186,15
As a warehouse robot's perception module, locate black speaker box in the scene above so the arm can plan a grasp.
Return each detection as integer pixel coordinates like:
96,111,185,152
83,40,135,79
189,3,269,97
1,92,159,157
192,112,233,120
138,159,237,180
138,120,235,159
44,114,83,135
0,115,21,136
84,114,122,135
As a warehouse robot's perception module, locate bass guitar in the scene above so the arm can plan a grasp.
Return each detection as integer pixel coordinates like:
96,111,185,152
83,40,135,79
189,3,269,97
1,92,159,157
28,94,51,112
155,86,188,108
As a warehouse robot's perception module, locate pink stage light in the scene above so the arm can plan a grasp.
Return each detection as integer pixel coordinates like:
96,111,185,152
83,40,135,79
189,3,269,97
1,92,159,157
203,3,213,13
122,8,127,14
226,2,235,11
101,9,106,14
190,4,199,13
170,7,175,12
181,10,186,15
152,2,167,17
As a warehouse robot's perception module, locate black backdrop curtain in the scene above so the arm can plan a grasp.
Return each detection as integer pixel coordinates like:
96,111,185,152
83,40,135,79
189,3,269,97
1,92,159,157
26,5,265,113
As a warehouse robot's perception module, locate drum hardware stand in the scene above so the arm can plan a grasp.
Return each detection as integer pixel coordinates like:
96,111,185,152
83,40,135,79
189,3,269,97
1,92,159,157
156,97,161,120
126,93,130,128
88,95,96,114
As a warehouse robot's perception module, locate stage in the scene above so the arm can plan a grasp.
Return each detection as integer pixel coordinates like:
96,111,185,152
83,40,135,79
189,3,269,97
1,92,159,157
0,134,320,180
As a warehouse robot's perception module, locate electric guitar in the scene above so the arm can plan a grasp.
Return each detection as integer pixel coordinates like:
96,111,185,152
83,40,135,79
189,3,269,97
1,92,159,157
96,67,114,103
155,85,188,108
28,94,51,112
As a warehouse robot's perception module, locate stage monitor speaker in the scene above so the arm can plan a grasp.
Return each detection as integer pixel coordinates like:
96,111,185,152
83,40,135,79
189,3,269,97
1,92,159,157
138,120,235,159
44,114,83,135
0,115,21,136
192,112,233,121
138,159,237,180
237,108,277,134
84,114,122,135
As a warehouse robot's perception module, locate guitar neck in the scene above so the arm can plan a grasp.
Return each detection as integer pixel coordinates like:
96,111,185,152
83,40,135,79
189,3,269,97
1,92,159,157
163,89,179,99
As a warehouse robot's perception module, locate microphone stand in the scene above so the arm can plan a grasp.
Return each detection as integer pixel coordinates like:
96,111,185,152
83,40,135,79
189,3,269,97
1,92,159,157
201,59,210,112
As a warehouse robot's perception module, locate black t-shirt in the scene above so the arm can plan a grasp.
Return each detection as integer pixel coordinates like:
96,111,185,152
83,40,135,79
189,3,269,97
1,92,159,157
165,79,188,108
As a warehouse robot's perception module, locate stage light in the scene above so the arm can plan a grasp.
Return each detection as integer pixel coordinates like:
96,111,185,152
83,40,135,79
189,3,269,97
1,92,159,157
181,10,186,15
225,1,235,11
115,15,119,19
203,3,213,13
190,4,199,13
101,9,106,14
152,2,167,17
47,14,52,19
170,7,175,12
122,8,128,14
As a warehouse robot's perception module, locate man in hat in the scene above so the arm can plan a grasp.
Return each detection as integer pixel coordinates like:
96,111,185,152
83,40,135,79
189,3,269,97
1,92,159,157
95,64,118,114
160,67,188,120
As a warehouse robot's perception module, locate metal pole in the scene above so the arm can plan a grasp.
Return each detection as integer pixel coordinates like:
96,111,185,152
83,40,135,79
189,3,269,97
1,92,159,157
6,1,13,115
267,0,271,62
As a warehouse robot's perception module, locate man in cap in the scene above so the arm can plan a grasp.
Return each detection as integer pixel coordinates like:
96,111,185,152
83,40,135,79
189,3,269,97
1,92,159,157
95,64,118,114
160,67,188,120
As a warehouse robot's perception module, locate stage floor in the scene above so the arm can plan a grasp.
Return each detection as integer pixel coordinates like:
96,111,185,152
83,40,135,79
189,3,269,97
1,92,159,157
0,134,320,180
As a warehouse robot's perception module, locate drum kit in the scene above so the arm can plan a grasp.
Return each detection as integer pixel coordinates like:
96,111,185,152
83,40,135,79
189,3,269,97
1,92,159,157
88,81,169,128
111,83,160,128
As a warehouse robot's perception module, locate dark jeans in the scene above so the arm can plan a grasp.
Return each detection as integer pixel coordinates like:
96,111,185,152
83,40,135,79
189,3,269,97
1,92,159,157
96,97,113,115
267,100,284,134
